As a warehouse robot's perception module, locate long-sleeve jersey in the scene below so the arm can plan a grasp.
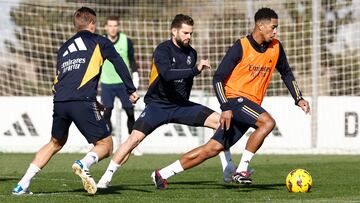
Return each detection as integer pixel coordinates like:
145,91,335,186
52,30,136,102
213,34,302,111
144,39,201,105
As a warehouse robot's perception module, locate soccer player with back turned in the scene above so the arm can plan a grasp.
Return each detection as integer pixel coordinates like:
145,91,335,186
12,7,139,195
152,7,310,189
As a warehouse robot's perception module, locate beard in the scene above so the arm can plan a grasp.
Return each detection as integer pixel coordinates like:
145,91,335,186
175,36,190,48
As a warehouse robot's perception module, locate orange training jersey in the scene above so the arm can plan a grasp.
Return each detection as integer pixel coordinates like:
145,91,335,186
223,37,280,105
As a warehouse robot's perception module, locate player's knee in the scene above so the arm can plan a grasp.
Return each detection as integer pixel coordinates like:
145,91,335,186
258,113,276,132
204,112,221,129
50,137,65,151
264,116,276,132
203,144,223,158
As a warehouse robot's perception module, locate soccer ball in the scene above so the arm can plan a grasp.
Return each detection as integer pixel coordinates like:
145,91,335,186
285,169,313,193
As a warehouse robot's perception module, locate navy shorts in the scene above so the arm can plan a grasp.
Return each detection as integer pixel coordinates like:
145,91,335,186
101,83,133,109
132,101,215,135
211,97,267,150
51,101,110,144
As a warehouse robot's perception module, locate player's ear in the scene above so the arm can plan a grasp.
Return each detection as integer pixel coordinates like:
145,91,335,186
257,22,264,31
171,28,177,37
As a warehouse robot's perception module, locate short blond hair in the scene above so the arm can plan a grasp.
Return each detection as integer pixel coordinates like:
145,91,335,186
73,7,96,31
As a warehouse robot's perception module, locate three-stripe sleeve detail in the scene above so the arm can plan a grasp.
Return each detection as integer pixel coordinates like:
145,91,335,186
215,82,228,103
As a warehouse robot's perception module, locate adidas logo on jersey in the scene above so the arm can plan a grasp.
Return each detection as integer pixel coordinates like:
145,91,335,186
62,37,87,57
3,113,38,136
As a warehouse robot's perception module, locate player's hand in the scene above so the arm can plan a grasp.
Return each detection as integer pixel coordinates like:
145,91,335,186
298,99,310,114
129,91,140,104
220,110,233,130
96,100,105,112
197,59,211,72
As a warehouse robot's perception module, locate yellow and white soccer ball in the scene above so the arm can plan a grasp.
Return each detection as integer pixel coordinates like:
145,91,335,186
285,169,313,193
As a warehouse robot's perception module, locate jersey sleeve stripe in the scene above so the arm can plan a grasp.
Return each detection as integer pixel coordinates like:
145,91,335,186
292,81,300,98
216,82,228,103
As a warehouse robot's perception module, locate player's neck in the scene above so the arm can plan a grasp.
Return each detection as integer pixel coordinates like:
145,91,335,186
251,31,265,46
108,34,118,42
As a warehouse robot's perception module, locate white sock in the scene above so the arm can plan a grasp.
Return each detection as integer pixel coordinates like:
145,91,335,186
18,163,41,189
219,150,233,171
158,160,184,179
100,160,121,183
80,152,99,169
236,150,254,173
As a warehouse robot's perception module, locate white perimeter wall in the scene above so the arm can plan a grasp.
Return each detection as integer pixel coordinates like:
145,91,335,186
1,96,360,154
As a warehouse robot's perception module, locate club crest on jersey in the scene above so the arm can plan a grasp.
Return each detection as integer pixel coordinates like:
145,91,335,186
186,56,191,65
237,97,244,103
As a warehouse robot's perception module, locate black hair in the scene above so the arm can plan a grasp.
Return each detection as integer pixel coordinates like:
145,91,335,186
254,8,278,22
170,14,194,29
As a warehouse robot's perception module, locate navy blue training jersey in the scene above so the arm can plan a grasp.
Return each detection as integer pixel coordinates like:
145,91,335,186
145,40,200,105
52,30,136,102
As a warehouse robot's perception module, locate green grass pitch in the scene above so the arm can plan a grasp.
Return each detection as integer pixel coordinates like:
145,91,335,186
1,153,360,202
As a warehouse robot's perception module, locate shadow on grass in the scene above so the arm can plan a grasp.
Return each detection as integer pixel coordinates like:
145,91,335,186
31,182,284,195
224,183,285,192
96,183,154,195
166,180,284,191
31,184,153,196
0,177,18,182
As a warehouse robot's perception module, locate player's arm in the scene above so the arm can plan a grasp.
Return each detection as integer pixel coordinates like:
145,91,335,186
51,53,61,93
100,37,136,94
276,42,310,113
213,40,243,129
213,40,242,111
127,38,139,88
154,46,201,81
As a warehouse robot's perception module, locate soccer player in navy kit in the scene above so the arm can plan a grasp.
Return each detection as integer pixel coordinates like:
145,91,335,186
12,7,139,195
97,14,232,188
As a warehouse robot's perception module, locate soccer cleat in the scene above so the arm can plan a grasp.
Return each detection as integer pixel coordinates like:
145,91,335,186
96,180,111,189
12,185,33,195
151,170,167,190
232,171,252,184
223,162,236,183
72,160,97,194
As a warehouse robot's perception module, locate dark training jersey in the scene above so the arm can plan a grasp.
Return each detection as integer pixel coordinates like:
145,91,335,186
144,40,201,105
213,35,303,110
52,30,136,102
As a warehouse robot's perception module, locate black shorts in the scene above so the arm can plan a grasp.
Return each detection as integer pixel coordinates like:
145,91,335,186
101,83,133,109
133,101,215,135
211,97,267,150
51,101,110,144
